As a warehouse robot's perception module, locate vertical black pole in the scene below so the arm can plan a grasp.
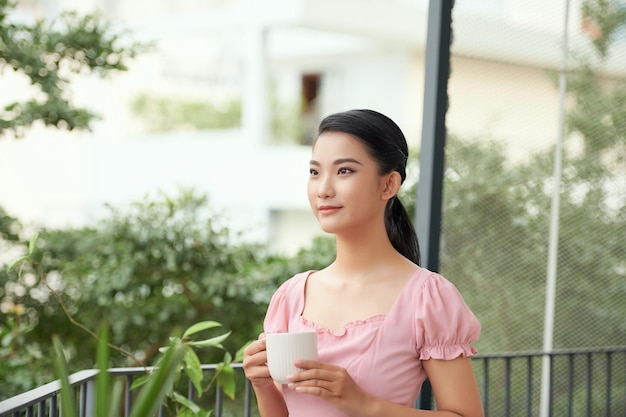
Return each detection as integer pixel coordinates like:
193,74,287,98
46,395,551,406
415,0,454,410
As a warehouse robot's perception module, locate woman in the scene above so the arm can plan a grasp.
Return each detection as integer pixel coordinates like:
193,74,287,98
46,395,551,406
243,109,484,417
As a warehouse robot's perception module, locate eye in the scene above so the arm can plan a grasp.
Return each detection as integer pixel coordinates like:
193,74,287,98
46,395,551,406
338,167,353,175
309,168,319,176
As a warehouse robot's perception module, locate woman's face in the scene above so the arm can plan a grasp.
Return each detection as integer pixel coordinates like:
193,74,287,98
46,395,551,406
308,131,391,235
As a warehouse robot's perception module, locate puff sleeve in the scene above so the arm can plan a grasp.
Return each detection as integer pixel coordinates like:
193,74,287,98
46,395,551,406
263,281,290,333
263,272,313,333
415,273,481,360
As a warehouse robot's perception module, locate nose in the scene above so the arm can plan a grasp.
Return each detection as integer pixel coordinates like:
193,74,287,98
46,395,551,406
316,174,334,199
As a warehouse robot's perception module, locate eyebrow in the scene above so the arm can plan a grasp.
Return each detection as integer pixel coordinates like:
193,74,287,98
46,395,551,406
309,158,363,166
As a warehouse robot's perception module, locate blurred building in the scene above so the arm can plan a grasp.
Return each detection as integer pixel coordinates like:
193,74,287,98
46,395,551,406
0,0,623,254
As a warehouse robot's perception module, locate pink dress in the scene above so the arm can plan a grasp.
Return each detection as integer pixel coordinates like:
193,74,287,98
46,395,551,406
263,268,481,417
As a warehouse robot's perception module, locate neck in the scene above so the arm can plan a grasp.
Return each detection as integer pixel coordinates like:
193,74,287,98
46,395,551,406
330,224,402,279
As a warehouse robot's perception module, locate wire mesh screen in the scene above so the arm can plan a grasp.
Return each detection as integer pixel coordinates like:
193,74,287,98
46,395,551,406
439,0,626,415
445,0,626,353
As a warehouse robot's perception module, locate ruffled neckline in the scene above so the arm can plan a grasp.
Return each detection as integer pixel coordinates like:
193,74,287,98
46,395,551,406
296,269,424,337
298,314,386,337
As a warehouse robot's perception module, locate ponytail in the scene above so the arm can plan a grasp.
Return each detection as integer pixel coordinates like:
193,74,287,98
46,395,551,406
385,196,421,265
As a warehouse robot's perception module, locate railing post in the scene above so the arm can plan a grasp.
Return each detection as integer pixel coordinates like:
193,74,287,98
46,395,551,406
482,358,489,415
526,356,533,417
124,375,133,417
605,352,611,417
215,386,223,417
244,380,252,417
51,395,58,417
504,357,511,417
83,380,96,417
567,355,574,417
586,352,592,416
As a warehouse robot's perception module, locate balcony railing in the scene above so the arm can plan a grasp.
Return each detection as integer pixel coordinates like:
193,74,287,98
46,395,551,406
1,346,625,417
473,346,626,417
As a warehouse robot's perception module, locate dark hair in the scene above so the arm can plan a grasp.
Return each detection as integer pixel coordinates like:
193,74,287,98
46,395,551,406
317,109,421,266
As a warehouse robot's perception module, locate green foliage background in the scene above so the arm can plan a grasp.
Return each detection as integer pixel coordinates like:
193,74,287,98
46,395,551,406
0,189,335,399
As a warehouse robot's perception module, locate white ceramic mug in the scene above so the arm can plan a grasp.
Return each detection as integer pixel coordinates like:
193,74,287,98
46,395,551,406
265,331,318,384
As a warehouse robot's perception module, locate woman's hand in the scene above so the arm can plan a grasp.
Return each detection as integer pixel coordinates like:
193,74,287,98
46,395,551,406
242,333,274,388
286,360,374,416
243,334,290,417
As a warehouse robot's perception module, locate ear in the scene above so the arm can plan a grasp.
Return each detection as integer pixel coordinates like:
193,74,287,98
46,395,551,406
381,171,402,201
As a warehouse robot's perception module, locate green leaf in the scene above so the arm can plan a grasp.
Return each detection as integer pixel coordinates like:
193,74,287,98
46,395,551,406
53,336,78,417
216,363,236,400
106,380,124,417
222,351,232,366
27,232,39,255
178,410,195,417
182,321,222,338
182,345,203,395
7,233,40,272
235,340,253,363
171,391,201,413
129,373,151,391
178,408,213,417
129,341,185,417
189,331,231,348
6,255,27,273
95,323,110,417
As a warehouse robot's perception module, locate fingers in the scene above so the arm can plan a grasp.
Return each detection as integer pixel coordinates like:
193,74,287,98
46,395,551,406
292,359,329,370
287,373,344,402
243,341,267,370
286,364,351,396
287,366,337,386
244,335,267,356
242,334,272,384
288,360,341,384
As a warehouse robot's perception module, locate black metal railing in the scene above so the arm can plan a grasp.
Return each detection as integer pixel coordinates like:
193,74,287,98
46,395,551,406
474,346,626,417
1,346,625,417
0,370,99,417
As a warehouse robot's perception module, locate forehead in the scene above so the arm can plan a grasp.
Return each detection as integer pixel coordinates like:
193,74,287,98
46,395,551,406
311,131,371,160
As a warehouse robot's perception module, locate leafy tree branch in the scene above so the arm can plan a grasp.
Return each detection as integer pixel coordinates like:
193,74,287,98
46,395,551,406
0,0,151,137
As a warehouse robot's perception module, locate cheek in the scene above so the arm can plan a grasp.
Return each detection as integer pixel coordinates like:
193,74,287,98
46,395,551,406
351,186,385,214
307,180,316,206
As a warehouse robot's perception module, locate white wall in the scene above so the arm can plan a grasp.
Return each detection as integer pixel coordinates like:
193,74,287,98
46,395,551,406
447,56,561,163
0,128,315,241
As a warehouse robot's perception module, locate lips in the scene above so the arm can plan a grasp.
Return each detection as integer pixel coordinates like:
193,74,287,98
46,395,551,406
318,205,341,214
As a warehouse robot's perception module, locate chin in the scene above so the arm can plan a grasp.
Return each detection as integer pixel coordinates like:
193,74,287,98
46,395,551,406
317,223,335,234
316,219,337,234
317,220,349,235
